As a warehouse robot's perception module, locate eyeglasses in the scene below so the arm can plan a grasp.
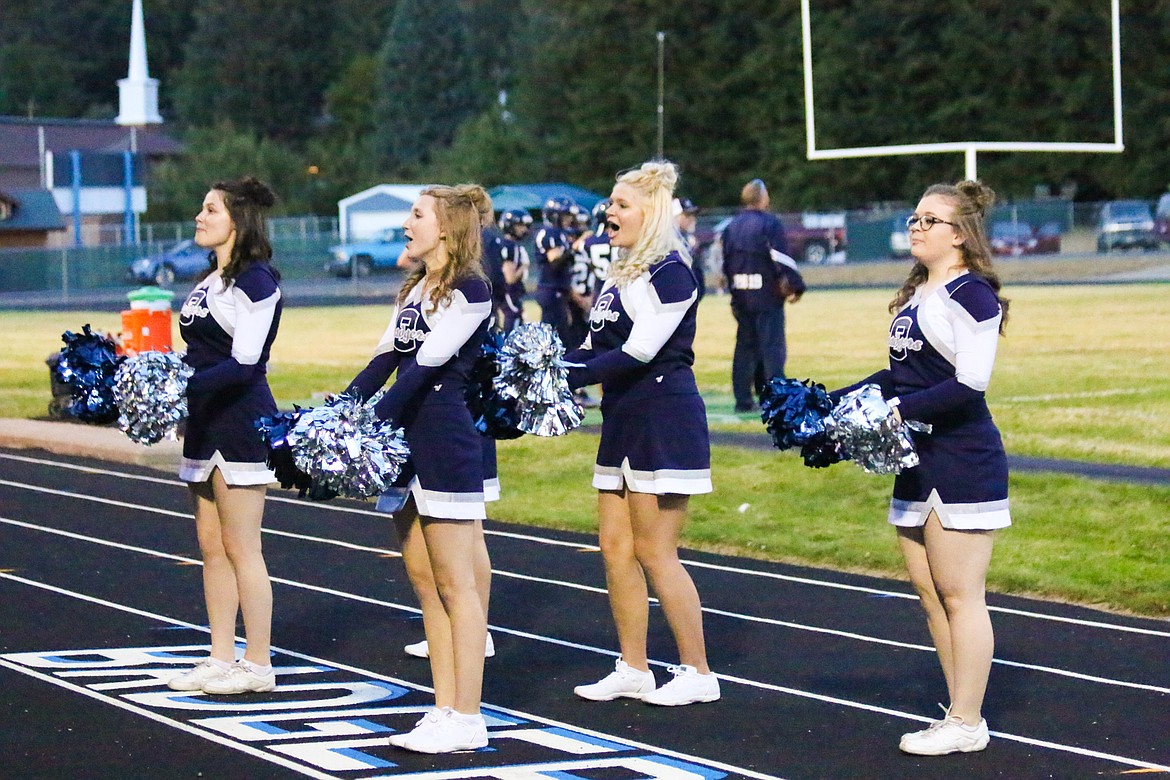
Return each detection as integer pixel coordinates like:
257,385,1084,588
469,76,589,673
905,214,955,231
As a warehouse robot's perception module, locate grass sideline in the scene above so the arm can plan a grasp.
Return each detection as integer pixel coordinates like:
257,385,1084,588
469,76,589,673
2,281,1168,616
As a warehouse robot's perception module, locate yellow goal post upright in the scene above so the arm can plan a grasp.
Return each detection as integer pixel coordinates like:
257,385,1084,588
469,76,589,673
799,0,1124,182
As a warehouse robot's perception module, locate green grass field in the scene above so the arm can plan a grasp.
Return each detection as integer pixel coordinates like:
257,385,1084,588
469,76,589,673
3,280,1169,615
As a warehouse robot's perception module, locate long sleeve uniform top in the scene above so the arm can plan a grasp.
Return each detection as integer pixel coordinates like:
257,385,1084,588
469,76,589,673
839,273,1003,429
566,251,700,411
345,277,493,424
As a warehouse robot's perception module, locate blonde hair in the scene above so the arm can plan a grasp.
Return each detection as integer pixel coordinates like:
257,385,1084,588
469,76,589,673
607,160,691,286
398,184,492,308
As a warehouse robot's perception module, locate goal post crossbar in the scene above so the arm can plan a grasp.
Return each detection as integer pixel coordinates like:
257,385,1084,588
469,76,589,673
800,0,1124,179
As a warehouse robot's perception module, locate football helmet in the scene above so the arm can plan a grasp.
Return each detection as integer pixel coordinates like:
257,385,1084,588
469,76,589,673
498,208,533,238
542,196,580,225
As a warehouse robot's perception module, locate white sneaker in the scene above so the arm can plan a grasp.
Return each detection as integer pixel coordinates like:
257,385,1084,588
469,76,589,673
201,660,276,694
900,716,990,755
404,633,496,659
641,664,720,706
392,707,488,753
574,658,656,701
389,707,446,748
166,658,230,691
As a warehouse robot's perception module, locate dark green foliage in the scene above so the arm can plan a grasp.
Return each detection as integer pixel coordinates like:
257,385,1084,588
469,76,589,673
5,0,1170,211
172,0,336,141
372,0,480,173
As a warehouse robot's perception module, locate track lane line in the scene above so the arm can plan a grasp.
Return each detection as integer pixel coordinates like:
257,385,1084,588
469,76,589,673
5,451,1168,638
3,476,1170,695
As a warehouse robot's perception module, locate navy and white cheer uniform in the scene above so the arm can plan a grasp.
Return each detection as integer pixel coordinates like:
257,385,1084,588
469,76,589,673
346,277,497,520
845,272,1010,530
567,251,712,495
179,264,282,485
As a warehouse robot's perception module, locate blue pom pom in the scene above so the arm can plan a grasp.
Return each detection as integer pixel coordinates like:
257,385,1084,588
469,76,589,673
759,377,834,451
55,325,122,424
465,327,524,439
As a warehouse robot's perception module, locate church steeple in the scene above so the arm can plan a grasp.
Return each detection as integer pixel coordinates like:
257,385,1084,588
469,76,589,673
116,0,162,126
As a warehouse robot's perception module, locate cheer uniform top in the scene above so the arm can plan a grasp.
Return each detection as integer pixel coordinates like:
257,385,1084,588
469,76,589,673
847,272,1010,530
567,251,712,495
179,263,282,485
346,276,497,520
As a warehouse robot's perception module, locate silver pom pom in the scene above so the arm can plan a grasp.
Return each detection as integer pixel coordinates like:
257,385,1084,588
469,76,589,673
493,323,584,436
112,350,193,445
285,393,410,499
826,384,929,475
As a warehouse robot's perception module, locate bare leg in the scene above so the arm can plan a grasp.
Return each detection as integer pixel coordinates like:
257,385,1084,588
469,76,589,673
392,501,455,707
596,489,649,671
897,522,955,703
628,492,709,672
208,469,271,665
421,518,486,714
190,480,238,663
922,513,996,725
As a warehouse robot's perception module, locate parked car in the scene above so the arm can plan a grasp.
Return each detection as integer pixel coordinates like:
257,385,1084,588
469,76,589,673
991,222,1031,256
325,226,408,276
889,212,912,257
127,239,211,286
1096,200,1158,253
704,212,848,267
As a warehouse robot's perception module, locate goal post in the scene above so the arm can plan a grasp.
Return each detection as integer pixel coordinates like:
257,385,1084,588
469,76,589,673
800,0,1124,181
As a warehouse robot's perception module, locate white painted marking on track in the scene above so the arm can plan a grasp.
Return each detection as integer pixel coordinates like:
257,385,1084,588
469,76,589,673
0,572,786,780
2,506,1168,700
3,452,1169,639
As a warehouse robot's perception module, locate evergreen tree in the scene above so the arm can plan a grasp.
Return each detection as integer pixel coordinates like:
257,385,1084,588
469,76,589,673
173,0,336,142
373,0,478,173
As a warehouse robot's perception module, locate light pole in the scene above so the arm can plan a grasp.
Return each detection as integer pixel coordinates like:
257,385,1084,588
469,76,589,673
656,31,665,159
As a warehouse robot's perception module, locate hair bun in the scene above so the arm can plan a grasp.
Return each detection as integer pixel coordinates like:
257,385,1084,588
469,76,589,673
240,176,276,209
956,179,995,215
639,161,679,193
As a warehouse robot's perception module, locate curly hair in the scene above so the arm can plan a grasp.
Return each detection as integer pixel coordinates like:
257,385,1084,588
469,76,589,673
606,160,691,287
396,184,491,309
891,180,1009,334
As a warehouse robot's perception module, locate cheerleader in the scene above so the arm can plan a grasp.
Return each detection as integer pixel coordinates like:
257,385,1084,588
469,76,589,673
567,161,718,707
343,185,496,753
834,180,1010,755
168,177,282,695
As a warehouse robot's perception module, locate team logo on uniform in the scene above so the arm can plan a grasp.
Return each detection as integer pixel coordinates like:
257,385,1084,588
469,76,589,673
888,315,923,361
393,308,428,352
589,291,621,331
178,288,210,326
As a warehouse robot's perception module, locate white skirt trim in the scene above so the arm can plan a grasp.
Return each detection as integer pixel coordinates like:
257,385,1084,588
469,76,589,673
411,477,487,520
180,453,275,486
889,489,1011,530
592,460,713,496
483,477,501,503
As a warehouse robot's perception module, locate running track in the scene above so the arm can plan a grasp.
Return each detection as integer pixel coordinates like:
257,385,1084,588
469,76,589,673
1,448,1167,779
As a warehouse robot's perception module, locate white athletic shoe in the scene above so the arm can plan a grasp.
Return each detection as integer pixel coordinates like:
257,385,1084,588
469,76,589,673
641,664,720,706
201,660,276,694
574,658,656,701
900,716,990,755
391,707,488,753
404,633,496,659
166,658,230,692
389,708,446,748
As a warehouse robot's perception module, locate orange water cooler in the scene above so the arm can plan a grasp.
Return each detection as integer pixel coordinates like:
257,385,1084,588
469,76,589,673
121,286,176,356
